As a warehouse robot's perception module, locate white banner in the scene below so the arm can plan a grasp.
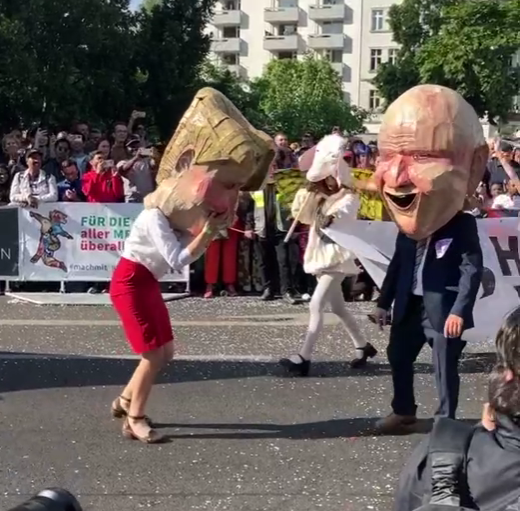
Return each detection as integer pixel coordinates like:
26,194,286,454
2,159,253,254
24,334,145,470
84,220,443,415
17,203,189,282
326,217,520,342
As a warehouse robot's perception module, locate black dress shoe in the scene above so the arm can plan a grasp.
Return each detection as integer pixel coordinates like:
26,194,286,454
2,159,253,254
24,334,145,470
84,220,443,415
260,289,275,301
279,355,311,376
350,342,378,369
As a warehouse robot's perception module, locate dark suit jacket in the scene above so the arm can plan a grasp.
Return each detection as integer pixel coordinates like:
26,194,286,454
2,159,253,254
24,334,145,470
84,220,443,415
377,212,483,333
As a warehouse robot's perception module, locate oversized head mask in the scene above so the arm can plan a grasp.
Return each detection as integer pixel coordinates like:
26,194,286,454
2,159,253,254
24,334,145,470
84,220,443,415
375,85,488,240
305,133,353,187
145,87,275,236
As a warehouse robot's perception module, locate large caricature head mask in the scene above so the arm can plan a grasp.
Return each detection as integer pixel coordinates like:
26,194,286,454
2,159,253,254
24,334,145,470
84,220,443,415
375,85,488,240
145,88,275,236
304,134,353,187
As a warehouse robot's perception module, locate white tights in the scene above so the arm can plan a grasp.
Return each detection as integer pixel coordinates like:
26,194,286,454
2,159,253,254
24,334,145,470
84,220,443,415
299,273,367,360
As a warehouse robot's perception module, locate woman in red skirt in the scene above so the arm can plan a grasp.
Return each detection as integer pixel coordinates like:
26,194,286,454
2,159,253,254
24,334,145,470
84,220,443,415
109,207,224,443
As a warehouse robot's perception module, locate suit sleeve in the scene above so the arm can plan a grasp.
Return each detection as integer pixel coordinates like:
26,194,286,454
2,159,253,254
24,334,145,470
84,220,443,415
377,233,401,311
450,214,483,320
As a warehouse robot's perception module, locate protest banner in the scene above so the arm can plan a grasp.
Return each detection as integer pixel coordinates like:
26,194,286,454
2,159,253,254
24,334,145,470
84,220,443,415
326,217,520,342
17,203,189,282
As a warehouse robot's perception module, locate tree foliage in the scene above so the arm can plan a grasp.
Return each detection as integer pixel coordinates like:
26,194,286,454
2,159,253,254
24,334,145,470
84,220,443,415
0,0,138,130
373,0,520,123
0,0,215,139
255,57,366,140
134,0,215,139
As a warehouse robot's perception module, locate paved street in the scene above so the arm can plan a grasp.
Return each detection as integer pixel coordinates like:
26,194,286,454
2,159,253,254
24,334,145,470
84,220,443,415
0,296,495,511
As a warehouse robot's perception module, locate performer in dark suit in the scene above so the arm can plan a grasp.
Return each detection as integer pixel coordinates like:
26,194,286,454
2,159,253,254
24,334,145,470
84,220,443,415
376,212,483,425
371,84,489,432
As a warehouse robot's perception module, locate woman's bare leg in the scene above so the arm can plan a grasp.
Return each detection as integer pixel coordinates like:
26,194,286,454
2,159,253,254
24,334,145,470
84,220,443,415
127,346,165,437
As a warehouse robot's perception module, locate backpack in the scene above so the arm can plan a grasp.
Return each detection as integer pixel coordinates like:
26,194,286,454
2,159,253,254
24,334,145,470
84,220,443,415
413,418,475,511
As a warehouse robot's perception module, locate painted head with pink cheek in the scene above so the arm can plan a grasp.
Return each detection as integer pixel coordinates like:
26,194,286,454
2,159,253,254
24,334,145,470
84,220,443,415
375,84,489,240
144,88,275,236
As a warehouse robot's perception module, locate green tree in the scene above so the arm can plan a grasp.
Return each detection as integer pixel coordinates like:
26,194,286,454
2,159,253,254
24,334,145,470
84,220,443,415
196,61,268,129
374,0,520,123
256,56,366,141
0,0,138,131
135,0,216,140
141,0,162,12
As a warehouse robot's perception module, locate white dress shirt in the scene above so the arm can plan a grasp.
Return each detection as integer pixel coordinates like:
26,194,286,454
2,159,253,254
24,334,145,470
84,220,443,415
122,208,194,279
412,237,430,296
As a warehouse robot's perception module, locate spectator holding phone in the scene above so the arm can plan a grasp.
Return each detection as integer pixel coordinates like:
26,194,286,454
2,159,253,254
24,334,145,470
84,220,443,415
57,159,85,202
117,136,155,203
9,148,58,207
82,151,124,203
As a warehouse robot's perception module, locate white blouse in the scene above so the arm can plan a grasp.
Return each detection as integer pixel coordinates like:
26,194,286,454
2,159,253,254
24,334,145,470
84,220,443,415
122,208,194,279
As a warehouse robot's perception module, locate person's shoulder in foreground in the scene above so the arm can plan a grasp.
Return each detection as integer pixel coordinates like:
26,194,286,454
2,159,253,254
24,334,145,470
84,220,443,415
394,305,520,511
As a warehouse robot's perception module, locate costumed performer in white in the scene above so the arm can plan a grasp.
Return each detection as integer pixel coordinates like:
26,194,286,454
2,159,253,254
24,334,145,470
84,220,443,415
279,134,378,376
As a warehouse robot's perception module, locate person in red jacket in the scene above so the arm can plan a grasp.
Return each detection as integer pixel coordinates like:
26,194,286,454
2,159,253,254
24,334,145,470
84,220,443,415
82,151,124,203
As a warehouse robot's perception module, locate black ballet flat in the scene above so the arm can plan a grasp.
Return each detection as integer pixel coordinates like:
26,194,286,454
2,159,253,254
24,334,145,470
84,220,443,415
279,355,311,377
350,342,378,369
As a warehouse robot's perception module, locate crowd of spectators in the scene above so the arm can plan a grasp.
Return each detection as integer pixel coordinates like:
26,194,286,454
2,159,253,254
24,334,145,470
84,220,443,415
0,111,161,209
2,122,519,299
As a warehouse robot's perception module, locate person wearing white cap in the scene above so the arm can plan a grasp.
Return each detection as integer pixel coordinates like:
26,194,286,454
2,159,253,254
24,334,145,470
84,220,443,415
279,134,377,376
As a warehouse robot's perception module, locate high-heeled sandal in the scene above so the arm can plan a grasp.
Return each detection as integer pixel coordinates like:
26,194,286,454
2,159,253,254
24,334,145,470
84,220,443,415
122,416,164,444
111,396,153,426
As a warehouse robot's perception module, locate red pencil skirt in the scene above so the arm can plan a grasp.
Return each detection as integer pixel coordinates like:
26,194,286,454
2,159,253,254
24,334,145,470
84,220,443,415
109,257,173,354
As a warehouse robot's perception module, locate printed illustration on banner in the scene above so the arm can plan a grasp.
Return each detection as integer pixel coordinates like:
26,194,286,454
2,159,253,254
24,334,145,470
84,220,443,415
29,210,73,272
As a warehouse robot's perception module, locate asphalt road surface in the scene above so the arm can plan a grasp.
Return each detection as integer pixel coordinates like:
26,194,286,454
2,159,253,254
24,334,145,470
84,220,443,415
0,296,495,511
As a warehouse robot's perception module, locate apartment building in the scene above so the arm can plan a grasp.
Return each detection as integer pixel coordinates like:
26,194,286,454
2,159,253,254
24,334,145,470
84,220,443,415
209,0,400,117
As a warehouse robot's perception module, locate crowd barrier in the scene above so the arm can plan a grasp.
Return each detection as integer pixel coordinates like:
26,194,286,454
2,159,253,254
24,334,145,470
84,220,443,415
0,203,190,304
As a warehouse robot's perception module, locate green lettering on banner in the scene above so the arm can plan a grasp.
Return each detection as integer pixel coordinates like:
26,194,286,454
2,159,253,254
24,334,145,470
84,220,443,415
114,229,131,239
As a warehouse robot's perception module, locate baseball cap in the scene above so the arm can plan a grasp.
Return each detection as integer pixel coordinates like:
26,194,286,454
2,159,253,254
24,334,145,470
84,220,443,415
26,148,43,158
125,136,141,148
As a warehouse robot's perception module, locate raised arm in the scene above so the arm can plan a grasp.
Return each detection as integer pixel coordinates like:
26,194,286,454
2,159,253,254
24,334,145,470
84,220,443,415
147,209,220,270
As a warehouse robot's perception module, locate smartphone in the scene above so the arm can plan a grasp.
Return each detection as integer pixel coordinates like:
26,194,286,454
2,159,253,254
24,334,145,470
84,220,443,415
140,148,153,157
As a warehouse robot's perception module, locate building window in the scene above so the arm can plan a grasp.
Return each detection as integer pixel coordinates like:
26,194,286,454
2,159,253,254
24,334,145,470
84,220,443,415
369,90,382,110
388,48,398,65
277,51,296,60
222,54,239,65
222,26,239,38
369,49,382,72
324,49,343,63
223,0,239,9
278,24,297,35
371,9,384,31
322,21,343,34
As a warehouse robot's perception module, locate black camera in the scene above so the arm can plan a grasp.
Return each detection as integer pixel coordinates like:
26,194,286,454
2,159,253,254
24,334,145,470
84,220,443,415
7,488,82,511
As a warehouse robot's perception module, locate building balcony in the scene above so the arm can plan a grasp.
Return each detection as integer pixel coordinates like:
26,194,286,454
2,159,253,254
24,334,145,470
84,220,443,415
212,9,241,26
308,3,346,22
308,33,344,50
264,7,299,24
263,34,299,52
211,37,241,53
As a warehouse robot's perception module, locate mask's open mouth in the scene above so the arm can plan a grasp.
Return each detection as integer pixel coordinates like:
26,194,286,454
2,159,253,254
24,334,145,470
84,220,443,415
384,187,419,211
